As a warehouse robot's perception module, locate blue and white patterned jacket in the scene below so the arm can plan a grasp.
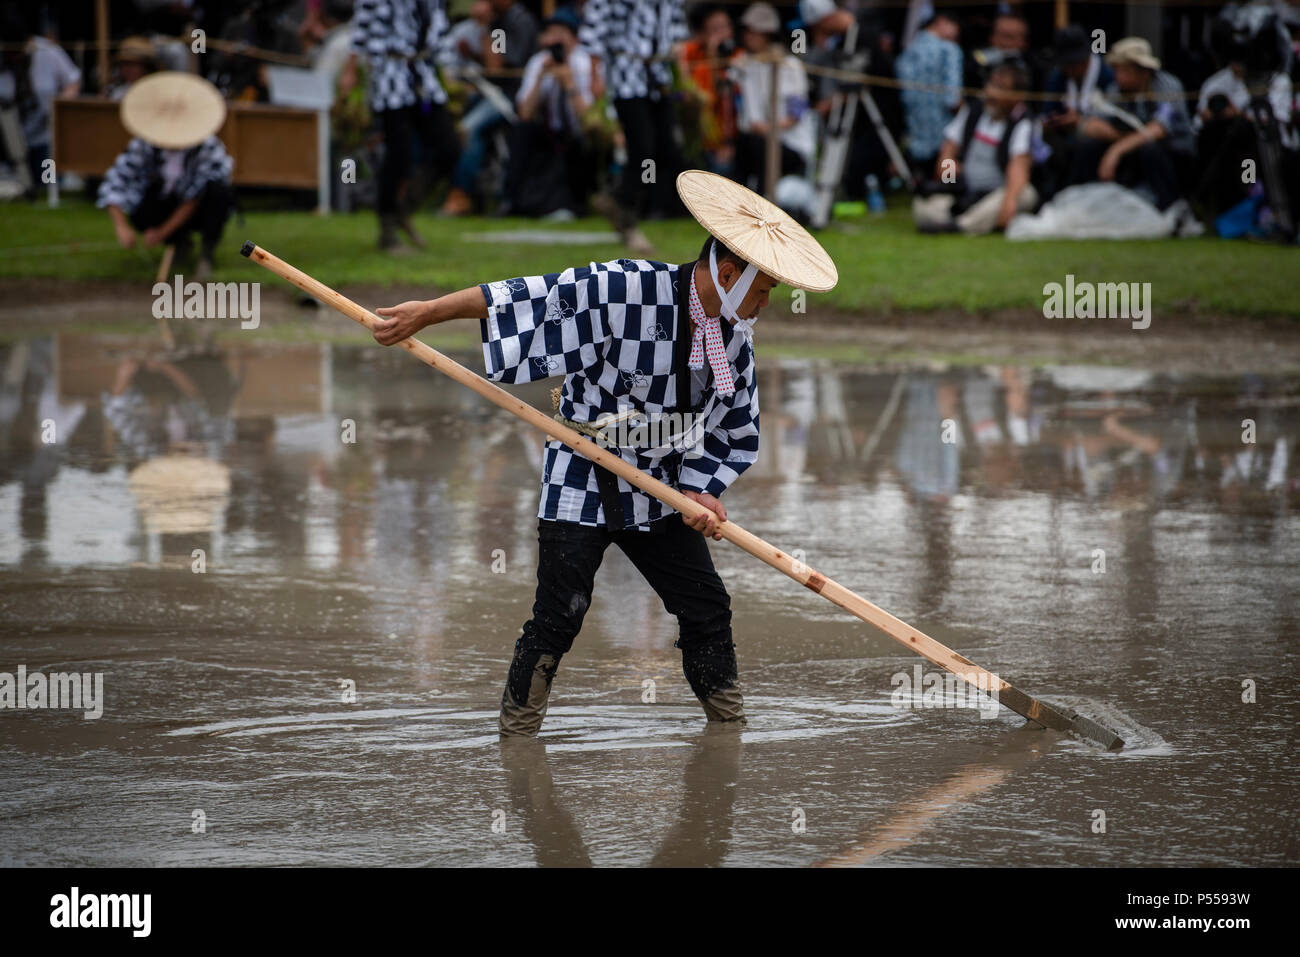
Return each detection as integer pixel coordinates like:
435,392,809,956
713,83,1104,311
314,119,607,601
96,137,232,213
478,257,759,530
351,0,450,110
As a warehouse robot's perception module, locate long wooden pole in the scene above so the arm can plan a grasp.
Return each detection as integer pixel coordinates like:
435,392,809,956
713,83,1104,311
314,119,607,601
241,241,1123,751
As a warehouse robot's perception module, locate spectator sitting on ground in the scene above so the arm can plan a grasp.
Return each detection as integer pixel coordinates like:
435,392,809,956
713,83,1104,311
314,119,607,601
895,10,963,172
105,37,157,101
442,0,539,216
1039,24,1115,200
678,5,740,175
1043,25,1114,132
501,7,595,218
97,73,235,279
1069,37,1194,211
731,2,817,191
912,60,1037,234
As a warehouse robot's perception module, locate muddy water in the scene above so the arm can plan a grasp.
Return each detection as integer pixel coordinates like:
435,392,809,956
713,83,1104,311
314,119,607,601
0,334,1296,867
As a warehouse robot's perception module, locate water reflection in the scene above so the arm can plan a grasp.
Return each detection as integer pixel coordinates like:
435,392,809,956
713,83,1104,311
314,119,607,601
1,334,1296,866
2,335,1295,576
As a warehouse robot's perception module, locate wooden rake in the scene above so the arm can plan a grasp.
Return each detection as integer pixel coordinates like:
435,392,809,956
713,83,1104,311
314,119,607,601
241,240,1124,751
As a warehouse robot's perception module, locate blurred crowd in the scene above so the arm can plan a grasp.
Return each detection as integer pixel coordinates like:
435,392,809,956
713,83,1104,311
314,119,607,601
2,0,1298,253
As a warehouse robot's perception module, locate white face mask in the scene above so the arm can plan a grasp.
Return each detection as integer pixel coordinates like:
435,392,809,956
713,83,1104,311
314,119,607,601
708,242,758,340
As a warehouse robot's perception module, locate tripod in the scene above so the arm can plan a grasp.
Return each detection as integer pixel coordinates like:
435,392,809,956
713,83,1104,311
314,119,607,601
811,22,915,228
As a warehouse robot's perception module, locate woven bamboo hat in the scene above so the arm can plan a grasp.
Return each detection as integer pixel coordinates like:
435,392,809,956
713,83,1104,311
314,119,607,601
676,169,838,292
121,71,226,150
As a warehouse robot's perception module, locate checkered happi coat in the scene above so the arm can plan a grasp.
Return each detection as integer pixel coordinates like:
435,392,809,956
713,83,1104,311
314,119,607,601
478,258,760,529
578,0,689,101
96,137,232,213
351,0,450,111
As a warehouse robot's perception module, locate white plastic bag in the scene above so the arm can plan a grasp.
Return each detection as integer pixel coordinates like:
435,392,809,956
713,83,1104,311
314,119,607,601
1006,182,1202,240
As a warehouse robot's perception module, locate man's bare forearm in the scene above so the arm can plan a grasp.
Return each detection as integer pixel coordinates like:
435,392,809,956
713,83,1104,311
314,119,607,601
426,286,489,325
372,285,489,345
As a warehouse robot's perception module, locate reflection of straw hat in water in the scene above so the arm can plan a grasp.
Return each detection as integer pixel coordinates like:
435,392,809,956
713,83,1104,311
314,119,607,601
676,170,838,292
121,71,226,150
128,455,231,536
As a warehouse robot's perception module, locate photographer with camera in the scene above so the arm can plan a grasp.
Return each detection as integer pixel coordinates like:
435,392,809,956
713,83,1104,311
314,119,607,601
1193,2,1297,237
679,6,741,175
502,7,596,218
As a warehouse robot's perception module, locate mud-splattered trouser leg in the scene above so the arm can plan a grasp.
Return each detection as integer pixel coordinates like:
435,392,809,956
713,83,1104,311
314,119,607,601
500,519,610,736
616,515,745,725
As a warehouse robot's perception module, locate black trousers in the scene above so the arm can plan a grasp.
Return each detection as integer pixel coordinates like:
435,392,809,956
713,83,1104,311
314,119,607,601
377,101,459,215
505,516,738,708
612,95,685,224
1069,134,1183,211
129,181,234,251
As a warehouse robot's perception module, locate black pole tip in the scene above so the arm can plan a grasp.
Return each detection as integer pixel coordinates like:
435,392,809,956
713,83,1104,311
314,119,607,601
240,240,255,258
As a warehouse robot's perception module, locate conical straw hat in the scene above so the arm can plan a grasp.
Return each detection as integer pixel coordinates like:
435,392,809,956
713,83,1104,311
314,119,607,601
129,454,231,535
121,71,226,150
676,169,838,292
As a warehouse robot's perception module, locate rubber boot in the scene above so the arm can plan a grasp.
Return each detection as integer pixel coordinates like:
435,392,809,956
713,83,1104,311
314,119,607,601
499,651,560,737
681,637,746,725
698,684,746,724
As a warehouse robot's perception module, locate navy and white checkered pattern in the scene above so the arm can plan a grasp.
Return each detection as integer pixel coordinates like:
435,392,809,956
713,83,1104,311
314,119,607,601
96,137,233,213
579,0,688,102
351,0,450,111
479,258,759,529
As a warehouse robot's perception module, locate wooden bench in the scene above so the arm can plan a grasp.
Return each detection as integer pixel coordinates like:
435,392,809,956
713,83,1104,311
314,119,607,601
52,97,329,211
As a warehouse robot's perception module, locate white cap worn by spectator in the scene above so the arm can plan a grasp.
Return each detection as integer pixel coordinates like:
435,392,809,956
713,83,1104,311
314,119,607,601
799,0,839,27
1106,37,1161,71
741,3,782,35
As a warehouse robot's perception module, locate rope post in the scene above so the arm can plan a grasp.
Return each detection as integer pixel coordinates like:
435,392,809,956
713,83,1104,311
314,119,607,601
765,46,781,201
95,0,110,92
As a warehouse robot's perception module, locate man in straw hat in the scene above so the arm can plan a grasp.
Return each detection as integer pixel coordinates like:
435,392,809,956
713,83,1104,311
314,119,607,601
104,36,158,101
98,72,234,279
371,170,837,735
1068,37,1194,211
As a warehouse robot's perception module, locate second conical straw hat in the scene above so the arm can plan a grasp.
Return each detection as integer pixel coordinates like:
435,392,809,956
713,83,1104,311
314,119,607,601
676,169,838,292
121,71,227,150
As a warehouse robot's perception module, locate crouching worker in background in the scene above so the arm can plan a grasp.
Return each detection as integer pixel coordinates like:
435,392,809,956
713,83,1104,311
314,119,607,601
912,60,1037,234
98,73,235,279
